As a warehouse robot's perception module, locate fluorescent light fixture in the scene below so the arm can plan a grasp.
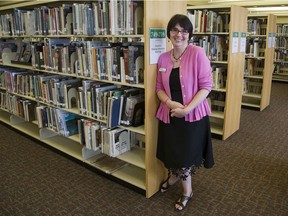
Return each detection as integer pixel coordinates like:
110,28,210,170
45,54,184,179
209,0,288,2
205,0,288,6
209,0,250,2
248,6,288,11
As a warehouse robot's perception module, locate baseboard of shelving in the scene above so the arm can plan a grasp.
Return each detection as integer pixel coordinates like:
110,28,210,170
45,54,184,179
241,105,261,111
211,133,223,140
272,79,288,83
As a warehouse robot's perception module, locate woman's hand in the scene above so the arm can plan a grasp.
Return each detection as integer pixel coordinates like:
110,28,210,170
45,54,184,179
170,106,188,118
166,99,184,110
166,100,189,118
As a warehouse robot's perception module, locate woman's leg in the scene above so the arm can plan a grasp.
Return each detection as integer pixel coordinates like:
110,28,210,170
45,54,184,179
181,174,192,196
160,170,179,192
175,168,193,210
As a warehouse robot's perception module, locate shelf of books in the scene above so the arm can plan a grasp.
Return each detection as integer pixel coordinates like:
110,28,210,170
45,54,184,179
0,0,187,198
187,5,247,140
273,23,288,82
242,14,277,111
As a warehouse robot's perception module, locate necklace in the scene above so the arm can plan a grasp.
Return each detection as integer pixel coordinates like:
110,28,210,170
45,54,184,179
172,47,187,62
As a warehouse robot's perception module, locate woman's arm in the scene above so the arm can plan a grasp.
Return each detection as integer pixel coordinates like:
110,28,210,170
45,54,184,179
184,88,210,113
170,89,209,118
157,90,184,110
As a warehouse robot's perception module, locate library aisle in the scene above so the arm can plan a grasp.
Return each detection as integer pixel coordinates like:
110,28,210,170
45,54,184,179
1,81,287,215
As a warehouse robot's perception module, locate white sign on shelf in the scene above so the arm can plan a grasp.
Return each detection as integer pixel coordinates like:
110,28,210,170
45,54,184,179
268,32,273,48
232,32,239,53
240,32,247,53
149,28,166,64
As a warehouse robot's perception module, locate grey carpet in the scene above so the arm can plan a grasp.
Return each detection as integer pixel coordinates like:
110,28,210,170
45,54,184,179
0,82,287,216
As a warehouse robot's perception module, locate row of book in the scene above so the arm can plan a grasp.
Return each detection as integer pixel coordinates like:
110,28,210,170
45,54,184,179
212,66,226,89
1,68,144,128
274,49,288,63
0,38,33,65
31,39,144,84
275,37,288,50
187,10,230,33
273,64,288,75
36,106,144,157
36,106,79,137
0,39,18,60
246,38,266,58
0,92,143,157
0,67,5,88
0,1,143,36
276,24,288,36
247,18,267,36
78,119,132,157
191,35,228,61
0,91,37,122
242,78,262,95
244,59,264,76
208,91,225,112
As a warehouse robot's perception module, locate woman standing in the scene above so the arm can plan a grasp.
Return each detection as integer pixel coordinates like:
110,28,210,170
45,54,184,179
155,14,214,211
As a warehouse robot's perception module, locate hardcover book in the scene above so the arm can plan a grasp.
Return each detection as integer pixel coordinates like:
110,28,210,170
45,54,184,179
55,109,79,137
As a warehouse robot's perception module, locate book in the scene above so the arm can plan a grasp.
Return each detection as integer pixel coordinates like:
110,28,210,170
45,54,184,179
212,67,225,89
20,43,32,63
55,109,79,137
121,94,144,126
91,122,101,151
120,88,143,125
59,4,73,35
134,1,143,34
110,128,130,157
102,127,130,157
63,78,82,109
36,105,48,128
131,100,144,127
107,95,123,129
94,84,118,119
123,44,144,84
84,119,94,150
78,118,86,145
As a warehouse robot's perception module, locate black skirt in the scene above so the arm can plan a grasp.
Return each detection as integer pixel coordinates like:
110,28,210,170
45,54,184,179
156,68,214,170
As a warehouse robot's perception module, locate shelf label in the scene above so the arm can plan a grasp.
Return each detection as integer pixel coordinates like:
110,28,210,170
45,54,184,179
267,32,276,48
240,32,246,53
149,28,166,64
232,32,239,53
268,32,272,48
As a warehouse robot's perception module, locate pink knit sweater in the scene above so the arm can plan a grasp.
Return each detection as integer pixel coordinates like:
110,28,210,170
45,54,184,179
156,45,212,123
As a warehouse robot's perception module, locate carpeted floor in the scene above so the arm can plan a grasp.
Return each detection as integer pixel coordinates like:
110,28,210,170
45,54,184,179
0,82,287,216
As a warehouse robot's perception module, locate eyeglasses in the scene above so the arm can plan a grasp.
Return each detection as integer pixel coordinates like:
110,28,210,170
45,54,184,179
170,28,189,36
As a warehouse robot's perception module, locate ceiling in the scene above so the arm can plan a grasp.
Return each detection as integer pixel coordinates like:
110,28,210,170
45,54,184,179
187,0,288,6
0,0,287,7
0,1,27,6
188,0,288,16
0,0,287,16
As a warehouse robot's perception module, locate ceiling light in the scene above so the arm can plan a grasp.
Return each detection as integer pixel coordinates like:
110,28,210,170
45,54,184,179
248,6,288,11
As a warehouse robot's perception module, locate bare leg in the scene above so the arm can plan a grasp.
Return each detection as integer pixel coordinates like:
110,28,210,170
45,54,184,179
181,175,192,195
160,172,179,193
175,169,193,210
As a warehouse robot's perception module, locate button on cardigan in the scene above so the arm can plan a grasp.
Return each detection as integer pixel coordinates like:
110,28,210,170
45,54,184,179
156,45,212,123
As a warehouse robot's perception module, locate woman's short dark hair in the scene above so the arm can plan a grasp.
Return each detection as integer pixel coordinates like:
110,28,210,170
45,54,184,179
167,14,193,40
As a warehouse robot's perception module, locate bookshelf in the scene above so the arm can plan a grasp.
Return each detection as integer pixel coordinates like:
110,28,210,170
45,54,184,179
0,0,187,198
242,14,277,111
187,5,248,140
273,22,288,82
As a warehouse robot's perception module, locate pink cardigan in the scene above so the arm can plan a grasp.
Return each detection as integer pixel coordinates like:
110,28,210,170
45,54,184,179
156,45,212,123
